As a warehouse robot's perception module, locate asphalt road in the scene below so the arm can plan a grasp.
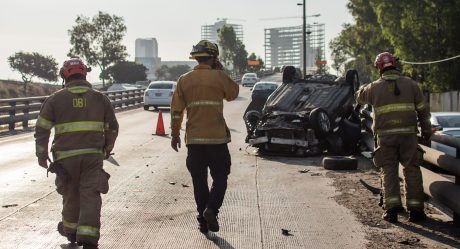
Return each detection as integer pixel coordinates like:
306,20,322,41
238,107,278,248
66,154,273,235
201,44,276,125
0,73,367,249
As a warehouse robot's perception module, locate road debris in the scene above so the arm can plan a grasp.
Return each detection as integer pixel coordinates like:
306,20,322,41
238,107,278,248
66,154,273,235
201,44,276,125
281,229,293,236
398,237,420,245
298,169,310,174
2,204,18,208
169,182,176,185
310,173,322,176
135,176,140,179
359,178,380,195
181,184,189,188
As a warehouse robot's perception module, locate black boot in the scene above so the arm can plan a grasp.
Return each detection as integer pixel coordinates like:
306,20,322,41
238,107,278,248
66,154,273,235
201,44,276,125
408,210,427,222
197,215,208,233
57,222,76,244
382,208,399,223
82,243,99,249
203,208,219,232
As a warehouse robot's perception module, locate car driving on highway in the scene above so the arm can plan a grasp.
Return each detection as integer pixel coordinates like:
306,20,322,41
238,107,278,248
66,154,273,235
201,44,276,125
144,81,176,110
241,73,259,87
251,82,278,100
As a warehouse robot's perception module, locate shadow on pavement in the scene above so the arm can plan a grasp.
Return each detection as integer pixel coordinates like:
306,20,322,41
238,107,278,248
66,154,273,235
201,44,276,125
395,218,460,248
0,128,34,138
60,243,79,249
205,233,236,249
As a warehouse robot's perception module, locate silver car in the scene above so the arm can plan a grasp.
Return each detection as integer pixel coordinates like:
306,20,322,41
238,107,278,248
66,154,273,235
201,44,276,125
144,81,176,110
430,112,460,156
241,73,259,87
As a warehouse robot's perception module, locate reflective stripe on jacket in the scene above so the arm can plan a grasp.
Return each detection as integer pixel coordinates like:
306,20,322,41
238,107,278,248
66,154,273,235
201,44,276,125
355,70,431,137
34,80,119,160
170,64,239,144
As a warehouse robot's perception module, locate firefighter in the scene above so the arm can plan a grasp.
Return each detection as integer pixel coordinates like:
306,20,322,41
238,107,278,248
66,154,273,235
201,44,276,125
170,40,239,233
356,52,432,223
35,58,118,249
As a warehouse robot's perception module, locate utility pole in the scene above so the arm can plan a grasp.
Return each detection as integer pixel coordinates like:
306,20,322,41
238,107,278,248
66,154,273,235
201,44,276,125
298,0,307,79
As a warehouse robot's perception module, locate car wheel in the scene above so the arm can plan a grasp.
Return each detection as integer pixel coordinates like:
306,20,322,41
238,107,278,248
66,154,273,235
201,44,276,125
144,105,149,111
345,69,360,93
323,156,358,170
309,108,331,138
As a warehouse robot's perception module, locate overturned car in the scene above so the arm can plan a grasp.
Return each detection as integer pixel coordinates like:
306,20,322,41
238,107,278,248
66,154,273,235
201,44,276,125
244,67,362,156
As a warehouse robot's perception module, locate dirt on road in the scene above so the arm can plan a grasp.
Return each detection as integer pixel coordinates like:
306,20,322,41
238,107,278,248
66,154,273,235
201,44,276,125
327,157,460,249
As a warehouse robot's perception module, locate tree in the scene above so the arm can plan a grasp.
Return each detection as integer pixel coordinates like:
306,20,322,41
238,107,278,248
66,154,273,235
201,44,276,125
218,26,248,74
68,11,128,87
106,61,147,83
8,52,58,95
155,65,191,81
371,0,460,91
155,65,170,81
329,0,392,83
168,65,191,81
331,0,460,91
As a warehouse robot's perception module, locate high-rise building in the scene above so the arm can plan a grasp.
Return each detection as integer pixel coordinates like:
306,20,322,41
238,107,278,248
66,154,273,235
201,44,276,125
135,38,158,58
264,24,325,74
135,38,161,80
201,18,244,43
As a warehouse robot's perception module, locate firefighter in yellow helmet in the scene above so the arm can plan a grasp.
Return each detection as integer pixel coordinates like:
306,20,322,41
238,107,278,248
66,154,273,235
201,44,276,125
35,58,118,249
356,52,432,223
170,40,239,233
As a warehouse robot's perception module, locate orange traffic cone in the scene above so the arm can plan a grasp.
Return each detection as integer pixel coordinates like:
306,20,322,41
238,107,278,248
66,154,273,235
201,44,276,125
154,110,166,136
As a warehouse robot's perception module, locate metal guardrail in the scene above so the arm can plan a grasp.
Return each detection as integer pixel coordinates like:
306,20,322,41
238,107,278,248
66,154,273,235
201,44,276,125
360,109,460,226
0,89,144,132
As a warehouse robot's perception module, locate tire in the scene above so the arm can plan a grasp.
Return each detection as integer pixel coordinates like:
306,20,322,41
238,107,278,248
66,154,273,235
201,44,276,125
345,69,360,93
144,105,149,111
309,108,331,138
323,156,358,170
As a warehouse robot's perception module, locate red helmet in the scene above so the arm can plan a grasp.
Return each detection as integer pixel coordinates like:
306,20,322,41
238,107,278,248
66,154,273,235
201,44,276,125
374,52,397,73
59,58,91,79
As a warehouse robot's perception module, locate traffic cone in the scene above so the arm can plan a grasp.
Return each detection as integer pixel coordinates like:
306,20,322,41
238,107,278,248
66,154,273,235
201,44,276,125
154,110,166,136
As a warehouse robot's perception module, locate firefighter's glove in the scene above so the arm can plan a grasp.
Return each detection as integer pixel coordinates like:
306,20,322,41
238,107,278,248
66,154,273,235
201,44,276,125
171,136,181,152
38,158,48,169
104,150,112,160
48,162,71,183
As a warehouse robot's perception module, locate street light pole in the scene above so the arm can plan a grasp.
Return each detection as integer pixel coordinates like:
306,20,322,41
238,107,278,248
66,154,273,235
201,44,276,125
297,1,307,79
302,0,306,79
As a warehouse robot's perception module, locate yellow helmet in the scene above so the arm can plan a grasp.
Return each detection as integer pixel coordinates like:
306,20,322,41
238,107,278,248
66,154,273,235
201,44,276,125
189,40,219,59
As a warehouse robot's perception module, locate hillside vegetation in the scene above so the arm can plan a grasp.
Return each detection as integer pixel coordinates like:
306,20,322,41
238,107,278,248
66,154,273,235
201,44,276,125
0,80,61,99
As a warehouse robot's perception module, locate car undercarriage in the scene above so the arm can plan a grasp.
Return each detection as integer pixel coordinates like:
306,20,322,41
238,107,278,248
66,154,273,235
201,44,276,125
244,67,362,156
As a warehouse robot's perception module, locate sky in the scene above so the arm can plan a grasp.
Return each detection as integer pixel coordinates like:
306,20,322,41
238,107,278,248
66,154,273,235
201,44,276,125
0,0,353,83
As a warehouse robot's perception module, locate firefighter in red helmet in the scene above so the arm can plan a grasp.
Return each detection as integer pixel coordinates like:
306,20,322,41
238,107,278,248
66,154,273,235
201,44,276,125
35,58,118,248
356,52,432,223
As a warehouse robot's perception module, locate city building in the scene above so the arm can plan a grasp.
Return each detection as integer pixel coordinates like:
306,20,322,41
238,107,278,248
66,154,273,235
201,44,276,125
201,18,244,43
264,24,325,74
135,38,198,80
135,38,161,80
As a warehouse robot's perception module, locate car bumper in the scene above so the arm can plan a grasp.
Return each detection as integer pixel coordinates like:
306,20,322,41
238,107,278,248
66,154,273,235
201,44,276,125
144,97,172,106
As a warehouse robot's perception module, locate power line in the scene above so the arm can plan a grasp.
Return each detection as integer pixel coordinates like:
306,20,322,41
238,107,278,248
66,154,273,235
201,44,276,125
400,54,460,65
